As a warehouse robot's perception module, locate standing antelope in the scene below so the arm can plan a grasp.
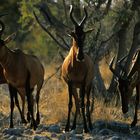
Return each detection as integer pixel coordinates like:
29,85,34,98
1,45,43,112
61,5,94,133
0,19,44,130
109,52,140,127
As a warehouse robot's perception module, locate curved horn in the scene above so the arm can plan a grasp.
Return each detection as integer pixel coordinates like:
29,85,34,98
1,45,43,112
117,54,128,73
0,20,5,38
109,56,120,78
70,5,78,27
79,6,88,27
117,55,128,65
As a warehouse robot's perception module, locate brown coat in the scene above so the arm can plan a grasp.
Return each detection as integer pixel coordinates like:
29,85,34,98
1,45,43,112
62,41,94,88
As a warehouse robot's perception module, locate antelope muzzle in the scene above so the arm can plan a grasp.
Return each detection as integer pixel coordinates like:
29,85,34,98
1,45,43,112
76,48,84,62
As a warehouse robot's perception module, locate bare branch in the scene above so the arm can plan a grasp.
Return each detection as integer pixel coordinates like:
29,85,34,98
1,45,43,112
33,11,69,50
43,65,61,87
59,51,65,60
95,22,102,42
35,3,71,34
100,32,116,46
103,0,112,16
56,33,70,49
94,29,117,62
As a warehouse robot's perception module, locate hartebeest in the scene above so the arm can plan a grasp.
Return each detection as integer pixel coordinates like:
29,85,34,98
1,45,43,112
110,52,140,127
0,18,44,130
61,6,94,133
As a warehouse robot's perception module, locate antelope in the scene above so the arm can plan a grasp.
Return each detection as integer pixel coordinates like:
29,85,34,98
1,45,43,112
61,6,94,133
0,19,44,130
109,52,140,127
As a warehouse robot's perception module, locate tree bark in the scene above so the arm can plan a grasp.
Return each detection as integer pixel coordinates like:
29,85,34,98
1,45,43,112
93,62,107,98
63,0,68,24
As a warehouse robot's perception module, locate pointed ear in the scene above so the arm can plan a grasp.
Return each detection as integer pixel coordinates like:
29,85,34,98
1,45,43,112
130,71,138,88
67,31,76,38
85,28,94,34
4,32,16,44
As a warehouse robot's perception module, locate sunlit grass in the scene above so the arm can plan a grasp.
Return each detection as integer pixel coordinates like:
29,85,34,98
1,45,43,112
0,61,136,129
99,58,112,88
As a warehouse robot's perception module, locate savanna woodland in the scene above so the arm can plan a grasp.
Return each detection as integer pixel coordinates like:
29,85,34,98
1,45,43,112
0,0,140,139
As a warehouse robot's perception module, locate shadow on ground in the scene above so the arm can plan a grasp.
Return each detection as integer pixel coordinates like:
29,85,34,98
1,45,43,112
0,116,140,140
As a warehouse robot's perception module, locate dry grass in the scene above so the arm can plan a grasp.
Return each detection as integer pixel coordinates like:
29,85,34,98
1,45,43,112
38,61,137,126
0,86,10,116
0,61,137,128
93,98,132,124
99,58,113,88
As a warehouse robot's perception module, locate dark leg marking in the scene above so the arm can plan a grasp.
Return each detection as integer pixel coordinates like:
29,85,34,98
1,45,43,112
65,81,73,132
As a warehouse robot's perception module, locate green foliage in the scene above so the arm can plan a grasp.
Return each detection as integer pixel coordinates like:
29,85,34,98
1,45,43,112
0,0,139,64
116,8,133,24
17,0,60,62
18,0,41,31
0,0,61,63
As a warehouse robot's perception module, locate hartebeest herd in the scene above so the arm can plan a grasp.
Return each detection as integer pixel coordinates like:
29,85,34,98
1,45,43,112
0,5,140,133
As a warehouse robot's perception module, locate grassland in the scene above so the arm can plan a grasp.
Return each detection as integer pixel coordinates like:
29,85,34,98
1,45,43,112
0,60,136,130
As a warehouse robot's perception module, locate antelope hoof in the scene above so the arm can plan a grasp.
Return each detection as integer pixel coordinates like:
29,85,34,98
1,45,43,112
84,128,89,133
31,122,37,130
9,124,13,128
83,127,89,133
65,127,69,132
36,113,40,125
36,119,40,125
33,125,37,130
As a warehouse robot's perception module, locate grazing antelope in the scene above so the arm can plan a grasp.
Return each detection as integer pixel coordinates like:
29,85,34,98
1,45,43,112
0,19,44,130
61,6,94,133
109,52,140,127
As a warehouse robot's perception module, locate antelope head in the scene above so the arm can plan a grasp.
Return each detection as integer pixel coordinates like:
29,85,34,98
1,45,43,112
69,5,88,62
109,56,138,113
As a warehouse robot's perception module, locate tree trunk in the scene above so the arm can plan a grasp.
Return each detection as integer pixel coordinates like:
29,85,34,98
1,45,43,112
93,61,107,98
108,2,135,95
63,0,68,24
